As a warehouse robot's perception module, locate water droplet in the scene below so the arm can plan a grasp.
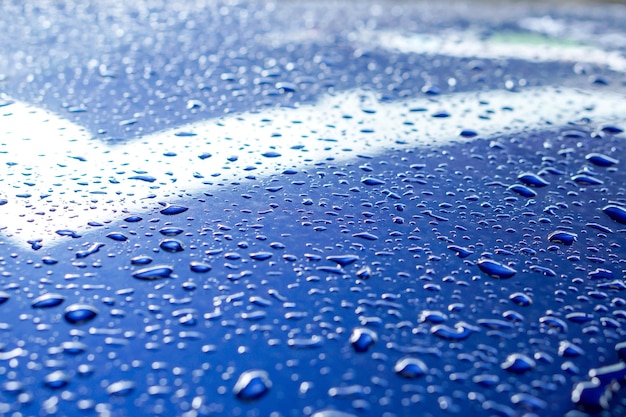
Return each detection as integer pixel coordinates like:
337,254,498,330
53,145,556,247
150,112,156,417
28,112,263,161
507,184,537,197
518,173,549,187
602,205,626,224
0,291,10,305
61,341,87,355
447,245,474,258
132,265,173,280
159,227,184,236
249,252,272,261
394,357,428,378
352,232,378,241
106,380,135,396
131,255,153,265
571,380,611,412
261,151,281,158
287,335,324,349
586,153,618,167
477,259,516,279
558,340,584,357
43,370,69,389
361,177,385,186
501,353,535,374
430,322,476,340
509,292,533,307
159,239,184,253
189,261,211,273
326,254,359,266
159,204,189,215
547,230,577,245
31,293,66,309
349,327,377,352
106,232,128,241
233,370,271,401
572,174,603,185
64,304,98,325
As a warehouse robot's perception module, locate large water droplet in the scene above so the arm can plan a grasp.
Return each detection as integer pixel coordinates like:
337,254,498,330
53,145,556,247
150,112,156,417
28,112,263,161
394,357,428,378
159,204,189,215
106,380,135,396
349,327,377,352
31,293,66,308
501,353,535,374
233,370,272,401
64,304,98,325
477,259,516,279
602,205,626,224
132,265,173,280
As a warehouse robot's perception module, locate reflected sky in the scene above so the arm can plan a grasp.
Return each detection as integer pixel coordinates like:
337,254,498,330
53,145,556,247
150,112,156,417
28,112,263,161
1,86,625,248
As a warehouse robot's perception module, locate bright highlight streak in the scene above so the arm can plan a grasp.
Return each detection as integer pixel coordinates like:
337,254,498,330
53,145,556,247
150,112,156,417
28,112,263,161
1,87,624,248
357,30,626,73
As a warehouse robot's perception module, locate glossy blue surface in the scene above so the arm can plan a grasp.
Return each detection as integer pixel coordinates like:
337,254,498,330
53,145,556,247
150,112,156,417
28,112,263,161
1,1,626,416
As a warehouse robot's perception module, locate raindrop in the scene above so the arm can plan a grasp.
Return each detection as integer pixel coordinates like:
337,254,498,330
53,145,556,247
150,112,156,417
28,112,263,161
547,231,577,245
518,173,549,187
131,255,153,265
326,254,359,266
0,291,10,305
43,371,69,389
31,293,66,309
189,261,211,273
501,353,536,374
602,205,626,224
106,380,135,396
159,239,184,253
249,252,272,261
572,174,603,185
509,292,533,306
558,341,584,357
507,184,537,198
349,327,378,352
361,178,385,186
159,227,184,236
477,259,516,279
106,232,128,241
571,380,610,412
159,204,189,215
233,370,272,401
64,304,98,325
132,265,173,280
586,153,618,167
394,357,428,378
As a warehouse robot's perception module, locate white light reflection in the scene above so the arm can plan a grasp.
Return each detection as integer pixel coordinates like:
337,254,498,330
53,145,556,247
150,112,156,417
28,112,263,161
0,86,624,248
354,30,626,73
